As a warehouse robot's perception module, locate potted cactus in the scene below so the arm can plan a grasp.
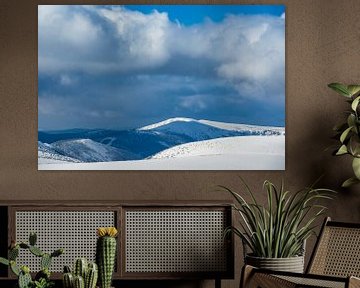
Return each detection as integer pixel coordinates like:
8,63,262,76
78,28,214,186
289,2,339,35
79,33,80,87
0,232,63,288
96,227,118,288
62,258,98,288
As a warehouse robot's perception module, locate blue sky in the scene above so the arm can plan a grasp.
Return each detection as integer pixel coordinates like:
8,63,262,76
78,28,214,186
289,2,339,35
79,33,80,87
125,5,285,24
38,5,285,130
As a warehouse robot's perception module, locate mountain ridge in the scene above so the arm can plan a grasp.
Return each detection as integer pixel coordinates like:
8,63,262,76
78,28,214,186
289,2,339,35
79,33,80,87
38,118,285,164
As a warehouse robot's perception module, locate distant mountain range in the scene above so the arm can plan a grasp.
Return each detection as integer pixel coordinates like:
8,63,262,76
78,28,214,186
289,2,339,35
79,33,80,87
38,117,285,163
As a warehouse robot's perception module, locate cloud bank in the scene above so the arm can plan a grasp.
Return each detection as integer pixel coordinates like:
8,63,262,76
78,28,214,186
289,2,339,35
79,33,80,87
38,5,285,130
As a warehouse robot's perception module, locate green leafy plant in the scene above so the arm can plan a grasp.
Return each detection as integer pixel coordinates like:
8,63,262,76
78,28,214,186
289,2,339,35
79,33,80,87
221,179,334,258
328,82,360,187
0,232,63,288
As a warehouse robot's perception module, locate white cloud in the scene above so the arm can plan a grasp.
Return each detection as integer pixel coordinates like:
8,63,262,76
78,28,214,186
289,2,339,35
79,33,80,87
99,7,170,69
38,6,284,102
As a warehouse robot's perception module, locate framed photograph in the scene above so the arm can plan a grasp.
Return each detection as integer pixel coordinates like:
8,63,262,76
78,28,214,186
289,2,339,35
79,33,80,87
38,4,285,170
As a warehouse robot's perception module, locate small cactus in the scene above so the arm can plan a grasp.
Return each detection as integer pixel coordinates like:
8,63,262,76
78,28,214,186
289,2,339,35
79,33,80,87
96,227,118,288
74,275,85,288
74,258,88,279
85,263,98,288
63,272,74,288
63,259,98,288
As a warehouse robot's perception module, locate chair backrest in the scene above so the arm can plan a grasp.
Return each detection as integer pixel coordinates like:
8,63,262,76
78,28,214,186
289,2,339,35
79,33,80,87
307,217,360,277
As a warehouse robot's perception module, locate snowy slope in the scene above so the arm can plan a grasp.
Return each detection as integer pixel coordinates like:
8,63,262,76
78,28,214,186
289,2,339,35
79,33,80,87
139,117,195,130
50,139,140,162
38,141,81,164
39,135,285,170
151,135,284,159
198,119,285,135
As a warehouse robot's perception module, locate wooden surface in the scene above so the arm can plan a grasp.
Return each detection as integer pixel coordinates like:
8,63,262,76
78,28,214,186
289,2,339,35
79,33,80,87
1,1,360,287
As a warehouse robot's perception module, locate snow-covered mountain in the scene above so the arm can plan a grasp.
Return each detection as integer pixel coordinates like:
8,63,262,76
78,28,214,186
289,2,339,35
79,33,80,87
39,135,285,170
139,117,284,136
48,139,140,162
38,141,81,164
38,118,285,164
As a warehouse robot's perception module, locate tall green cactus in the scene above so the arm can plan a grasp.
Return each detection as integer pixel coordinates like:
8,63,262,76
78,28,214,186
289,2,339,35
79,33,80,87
96,227,118,288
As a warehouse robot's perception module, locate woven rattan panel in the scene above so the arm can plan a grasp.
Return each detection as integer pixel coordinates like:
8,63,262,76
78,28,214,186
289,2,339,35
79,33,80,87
125,210,227,273
277,275,345,288
310,226,360,277
15,211,115,272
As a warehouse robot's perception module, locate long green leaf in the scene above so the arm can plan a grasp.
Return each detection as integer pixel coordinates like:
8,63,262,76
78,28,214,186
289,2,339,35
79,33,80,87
328,83,350,97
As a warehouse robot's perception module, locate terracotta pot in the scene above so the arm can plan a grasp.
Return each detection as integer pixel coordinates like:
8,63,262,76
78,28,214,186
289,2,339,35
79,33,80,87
245,254,304,273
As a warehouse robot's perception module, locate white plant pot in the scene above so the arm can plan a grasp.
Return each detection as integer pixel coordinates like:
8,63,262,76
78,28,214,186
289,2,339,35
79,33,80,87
245,254,305,273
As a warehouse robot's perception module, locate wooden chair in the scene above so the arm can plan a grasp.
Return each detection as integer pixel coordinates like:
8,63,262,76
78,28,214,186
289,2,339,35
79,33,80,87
241,217,360,288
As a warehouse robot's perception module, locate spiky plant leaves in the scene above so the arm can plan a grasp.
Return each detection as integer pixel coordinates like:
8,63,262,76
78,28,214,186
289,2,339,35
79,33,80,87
221,179,335,258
